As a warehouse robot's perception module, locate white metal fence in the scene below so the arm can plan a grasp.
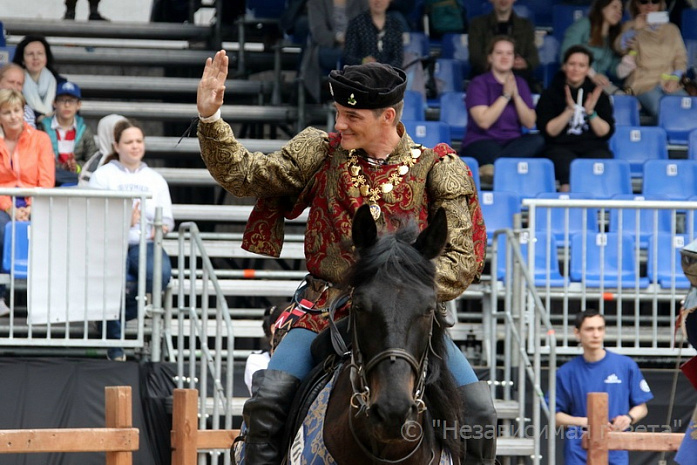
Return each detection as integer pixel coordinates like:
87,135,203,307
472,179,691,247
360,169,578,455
0,188,152,356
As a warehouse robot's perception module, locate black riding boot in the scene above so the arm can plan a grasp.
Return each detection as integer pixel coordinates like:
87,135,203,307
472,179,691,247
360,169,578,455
459,381,498,465
239,369,300,465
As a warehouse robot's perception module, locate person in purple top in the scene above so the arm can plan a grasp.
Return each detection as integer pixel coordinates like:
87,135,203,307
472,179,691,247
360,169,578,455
460,35,543,181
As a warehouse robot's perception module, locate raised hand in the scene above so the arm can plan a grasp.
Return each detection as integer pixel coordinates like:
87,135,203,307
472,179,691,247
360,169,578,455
197,50,229,118
584,85,603,115
503,73,518,98
564,85,576,110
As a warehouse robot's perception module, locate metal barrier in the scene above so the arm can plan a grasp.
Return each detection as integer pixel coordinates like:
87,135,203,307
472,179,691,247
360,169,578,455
168,221,236,465
523,197,697,357
0,188,153,358
489,228,558,465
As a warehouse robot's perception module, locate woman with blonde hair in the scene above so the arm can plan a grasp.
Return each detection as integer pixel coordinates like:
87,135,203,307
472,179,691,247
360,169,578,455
615,0,687,119
0,88,55,315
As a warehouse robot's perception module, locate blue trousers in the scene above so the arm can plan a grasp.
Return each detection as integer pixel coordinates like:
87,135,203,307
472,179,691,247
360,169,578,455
461,134,545,166
104,243,172,358
268,327,478,386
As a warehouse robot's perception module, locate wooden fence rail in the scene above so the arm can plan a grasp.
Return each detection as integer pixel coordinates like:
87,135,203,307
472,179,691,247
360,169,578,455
0,386,138,465
583,392,684,464
171,389,240,465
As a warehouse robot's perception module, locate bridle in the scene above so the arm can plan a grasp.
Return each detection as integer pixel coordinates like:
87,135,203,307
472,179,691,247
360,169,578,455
345,298,435,464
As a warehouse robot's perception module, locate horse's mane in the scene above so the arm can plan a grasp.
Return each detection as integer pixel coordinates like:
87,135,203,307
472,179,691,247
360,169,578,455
346,220,465,457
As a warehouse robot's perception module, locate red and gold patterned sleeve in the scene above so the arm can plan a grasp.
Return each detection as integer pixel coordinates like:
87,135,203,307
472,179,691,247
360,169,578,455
197,119,329,198
428,144,486,302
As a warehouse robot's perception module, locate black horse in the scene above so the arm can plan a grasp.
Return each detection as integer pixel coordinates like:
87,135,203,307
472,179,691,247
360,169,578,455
286,205,465,464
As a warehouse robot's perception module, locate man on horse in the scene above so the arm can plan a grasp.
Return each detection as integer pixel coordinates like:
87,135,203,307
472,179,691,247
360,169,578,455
196,51,497,465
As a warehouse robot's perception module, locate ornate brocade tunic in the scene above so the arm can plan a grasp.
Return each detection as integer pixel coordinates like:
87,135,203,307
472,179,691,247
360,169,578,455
197,119,485,304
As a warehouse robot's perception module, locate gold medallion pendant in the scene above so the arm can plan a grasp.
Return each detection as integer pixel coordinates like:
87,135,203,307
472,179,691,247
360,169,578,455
348,147,422,220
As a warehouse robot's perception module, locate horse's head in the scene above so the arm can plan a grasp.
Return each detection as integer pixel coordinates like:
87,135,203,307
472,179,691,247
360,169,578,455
347,204,448,443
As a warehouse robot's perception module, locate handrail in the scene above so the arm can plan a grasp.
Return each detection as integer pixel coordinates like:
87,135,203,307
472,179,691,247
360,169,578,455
489,228,558,465
172,221,237,465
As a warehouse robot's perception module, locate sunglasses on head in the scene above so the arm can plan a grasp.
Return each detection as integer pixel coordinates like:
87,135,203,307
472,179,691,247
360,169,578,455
638,0,660,4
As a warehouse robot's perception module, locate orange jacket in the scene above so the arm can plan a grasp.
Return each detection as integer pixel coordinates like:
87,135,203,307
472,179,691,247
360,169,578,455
0,123,55,211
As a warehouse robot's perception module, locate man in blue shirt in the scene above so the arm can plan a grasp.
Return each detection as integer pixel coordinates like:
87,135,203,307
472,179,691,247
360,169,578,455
554,309,653,465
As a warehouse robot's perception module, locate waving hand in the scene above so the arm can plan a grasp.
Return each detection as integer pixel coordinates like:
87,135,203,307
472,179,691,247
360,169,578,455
197,50,228,118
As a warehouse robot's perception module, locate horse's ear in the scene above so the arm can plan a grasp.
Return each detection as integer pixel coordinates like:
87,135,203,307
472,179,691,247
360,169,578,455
352,204,378,250
414,207,448,260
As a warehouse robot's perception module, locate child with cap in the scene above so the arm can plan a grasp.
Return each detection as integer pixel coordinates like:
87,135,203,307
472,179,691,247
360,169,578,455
41,80,97,186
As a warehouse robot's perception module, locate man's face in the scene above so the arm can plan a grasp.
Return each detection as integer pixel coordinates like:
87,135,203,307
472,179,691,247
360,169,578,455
334,103,385,152
491,0,515,15
0,68,25,92
574,315,606,351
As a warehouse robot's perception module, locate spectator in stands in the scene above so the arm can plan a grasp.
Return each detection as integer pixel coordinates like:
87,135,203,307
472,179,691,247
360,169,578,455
0,89,55,316
78,113,126,186
460,36,543,182
11,35,63,124
551,309,653,465
561,0,624,95
88,119,173,361
300,0,368,102
64,0,107,20
0,64,36,128
342,0,404,68
41,81,97,187
469,0,540,92
197,51,495,465
536,45,615,191
424,0,468,39
244,305,284,395
615,0,687,121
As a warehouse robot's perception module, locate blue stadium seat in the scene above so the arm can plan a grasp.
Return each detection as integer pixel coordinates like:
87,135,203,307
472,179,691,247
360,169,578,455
689,129,697,160
0,22,4,47
642,159,697,200
403,120,451,147
493,158,556,197
533,192,598,246
403,90,426,121
609,126,668,177
439,33,471,77
496,231,566,286
430,58,465,107
608,194,673,249
570,232,649,288
0,46,15,66
519,0,553,28
552,4,590,43
534,35,561,88
2,221,30,279
246,0,285,19
460,156,480,193
569,159,633,198
611,95,641,127
403,32,430,58
683,9,697,40
480,190,521,244
686,40,697,72
439,91,467,142
658,96,697,145
647,233,691,289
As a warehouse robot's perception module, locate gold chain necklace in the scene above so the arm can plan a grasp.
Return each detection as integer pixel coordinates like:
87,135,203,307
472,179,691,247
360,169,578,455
348,147,422,220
